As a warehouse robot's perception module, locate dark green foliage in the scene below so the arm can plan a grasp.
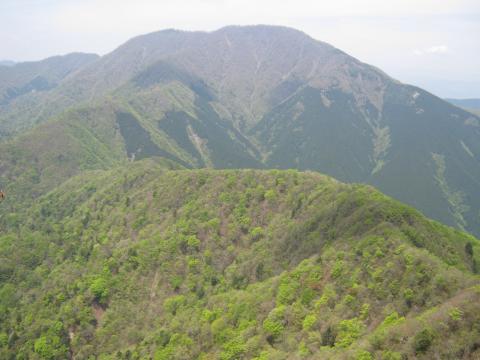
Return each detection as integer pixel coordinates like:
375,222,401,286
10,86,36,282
116,111,188,165
253,87,374,182
466,242,473,257
158,111,206,166
322,326,336,347
414,328,435,354
2,76,55,105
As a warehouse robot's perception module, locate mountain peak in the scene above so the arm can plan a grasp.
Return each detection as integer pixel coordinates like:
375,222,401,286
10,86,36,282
1,25,480,238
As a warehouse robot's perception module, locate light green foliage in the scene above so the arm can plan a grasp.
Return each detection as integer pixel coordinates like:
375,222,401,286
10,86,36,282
33,334,68,360
403,288,414,306
252,351,269,360
356,350,373,360
315,284,336,309
276,276,300,305
359,303,370,320
0,164,479,359
336,318,364,348
298,340,310,357
448,307,463,321
250,227,264,241
0,332,7,347
154,333,193,360
220,337,246,360
302,314,317,331
264,189,277,202
382,351,402,360
380,312,405,328
263,306,286,340
211,317,228,342
186,235,200,250
89,277,109,303
332,259,345,278
164,295,186,315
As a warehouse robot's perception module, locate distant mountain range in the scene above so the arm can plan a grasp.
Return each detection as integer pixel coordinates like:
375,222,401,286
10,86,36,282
0,25,479,238
446,98,480,110
0,60,15,67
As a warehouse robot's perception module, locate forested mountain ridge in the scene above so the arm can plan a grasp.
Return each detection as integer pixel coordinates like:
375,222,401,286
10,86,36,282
0,160,479,359
1,25,480,237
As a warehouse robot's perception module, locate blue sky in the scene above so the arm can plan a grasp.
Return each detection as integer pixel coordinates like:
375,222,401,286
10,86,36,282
1,0,479,98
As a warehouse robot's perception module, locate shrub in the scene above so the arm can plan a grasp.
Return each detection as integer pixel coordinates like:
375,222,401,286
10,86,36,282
163,295,186,315
336,318,364,348
276,277,299,305
211,317,228,343
263,306,286,342
359,303,370,320
264,189,276,202
154,333,193,360
465,242,473,257
403,288,414,307
300,287,316,305
220,338,246,360
332,260,345,279
186,235,200,251
298,341,310,357
414,328,434,354
380,312,404,328
448,307,463,321
89,277,109,303
250,227,263,241
321,326,336,347
34,335,68,359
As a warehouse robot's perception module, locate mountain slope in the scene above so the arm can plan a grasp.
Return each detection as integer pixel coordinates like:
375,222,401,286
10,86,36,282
0,161,479,359
252,82,480,234
1,25,480,238
0,53,99,136
0,97,190,219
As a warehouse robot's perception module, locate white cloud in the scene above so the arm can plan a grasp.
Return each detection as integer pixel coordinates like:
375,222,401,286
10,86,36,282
414,45,449,55
426,45,449,53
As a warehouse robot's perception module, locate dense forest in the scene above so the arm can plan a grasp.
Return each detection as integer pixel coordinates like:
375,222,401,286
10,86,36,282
1,160,479,359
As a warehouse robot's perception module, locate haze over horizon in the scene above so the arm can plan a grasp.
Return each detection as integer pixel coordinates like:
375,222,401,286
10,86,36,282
1,0,479,98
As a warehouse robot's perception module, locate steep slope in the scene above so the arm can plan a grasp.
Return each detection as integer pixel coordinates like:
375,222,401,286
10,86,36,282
0,162,479,359
1,25,480,237
252,82,480,235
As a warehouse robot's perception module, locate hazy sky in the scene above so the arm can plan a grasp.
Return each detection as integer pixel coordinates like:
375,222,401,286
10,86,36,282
1,0,479,98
